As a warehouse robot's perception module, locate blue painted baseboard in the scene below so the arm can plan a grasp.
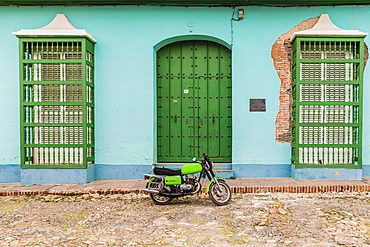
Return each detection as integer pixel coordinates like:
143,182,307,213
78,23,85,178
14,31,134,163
0,164,21,183
20,165,95,185
94,164,152,180
0,163,368,184
232,164,291,178
362,164,370,177
292,166,363,180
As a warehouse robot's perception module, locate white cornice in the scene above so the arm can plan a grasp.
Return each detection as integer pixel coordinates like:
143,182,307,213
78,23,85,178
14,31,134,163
13,14,97,43
291,14,367,41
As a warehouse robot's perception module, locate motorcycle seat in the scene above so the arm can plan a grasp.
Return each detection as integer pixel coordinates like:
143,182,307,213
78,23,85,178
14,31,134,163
153,167,182,176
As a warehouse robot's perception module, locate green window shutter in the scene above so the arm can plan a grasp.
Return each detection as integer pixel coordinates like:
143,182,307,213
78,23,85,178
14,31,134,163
292,38,364,168
20,39,95,168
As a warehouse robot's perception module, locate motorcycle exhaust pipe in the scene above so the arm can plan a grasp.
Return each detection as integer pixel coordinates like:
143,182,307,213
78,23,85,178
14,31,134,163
143,189,160,194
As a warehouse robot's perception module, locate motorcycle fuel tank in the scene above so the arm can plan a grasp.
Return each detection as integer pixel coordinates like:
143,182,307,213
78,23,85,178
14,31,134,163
181,163,202,175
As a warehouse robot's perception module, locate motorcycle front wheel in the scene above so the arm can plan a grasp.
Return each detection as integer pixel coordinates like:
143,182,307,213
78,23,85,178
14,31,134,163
208,181,231,206
149,193,173,205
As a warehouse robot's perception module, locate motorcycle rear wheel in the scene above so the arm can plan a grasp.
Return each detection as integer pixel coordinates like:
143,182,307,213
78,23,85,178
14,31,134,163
208,181,231,206
149,193,173,205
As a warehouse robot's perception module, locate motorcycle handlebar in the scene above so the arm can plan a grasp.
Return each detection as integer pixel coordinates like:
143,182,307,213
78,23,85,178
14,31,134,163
202,153,208,160
202,153,212,165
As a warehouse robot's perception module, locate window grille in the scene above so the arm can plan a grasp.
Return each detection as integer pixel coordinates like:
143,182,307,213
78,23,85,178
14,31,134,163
20,39,95,168
291,39,363,168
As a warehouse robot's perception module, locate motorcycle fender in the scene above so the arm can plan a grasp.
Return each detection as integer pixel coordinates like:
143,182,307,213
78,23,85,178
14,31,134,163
144,174,163,188
146,177,156,188
205,178,226,193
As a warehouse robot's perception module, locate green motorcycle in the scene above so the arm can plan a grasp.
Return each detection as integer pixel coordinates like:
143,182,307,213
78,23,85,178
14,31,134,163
143,154,231,206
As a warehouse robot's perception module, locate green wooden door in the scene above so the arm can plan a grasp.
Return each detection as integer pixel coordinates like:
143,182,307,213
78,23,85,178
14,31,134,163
157,41,231,162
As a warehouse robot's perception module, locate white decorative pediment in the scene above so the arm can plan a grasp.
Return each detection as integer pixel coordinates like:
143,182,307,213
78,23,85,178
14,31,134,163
291,14,367,41
13,14,97,43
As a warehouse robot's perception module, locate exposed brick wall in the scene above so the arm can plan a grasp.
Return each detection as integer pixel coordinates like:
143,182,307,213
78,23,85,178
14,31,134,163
272,17,369,143
365,43,369,67
272,16,320,143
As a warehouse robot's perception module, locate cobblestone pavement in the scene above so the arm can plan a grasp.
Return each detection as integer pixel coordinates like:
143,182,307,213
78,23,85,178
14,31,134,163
0,192,369,246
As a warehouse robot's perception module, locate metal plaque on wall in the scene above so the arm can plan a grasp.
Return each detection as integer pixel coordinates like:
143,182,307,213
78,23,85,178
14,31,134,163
250,99,266,112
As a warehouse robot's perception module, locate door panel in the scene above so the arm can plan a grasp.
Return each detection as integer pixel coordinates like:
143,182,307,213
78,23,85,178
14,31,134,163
180,42,194,159
157,41,231,162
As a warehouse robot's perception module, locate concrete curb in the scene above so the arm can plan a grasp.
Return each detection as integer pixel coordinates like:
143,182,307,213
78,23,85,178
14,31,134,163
0,184,369,196
230,184,370,193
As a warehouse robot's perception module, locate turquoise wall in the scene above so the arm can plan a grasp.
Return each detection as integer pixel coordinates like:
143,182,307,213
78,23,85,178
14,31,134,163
0,5,369,183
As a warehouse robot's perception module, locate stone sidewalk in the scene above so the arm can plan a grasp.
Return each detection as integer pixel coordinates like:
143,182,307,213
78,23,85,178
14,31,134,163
1,192,369,246
0,177,369,196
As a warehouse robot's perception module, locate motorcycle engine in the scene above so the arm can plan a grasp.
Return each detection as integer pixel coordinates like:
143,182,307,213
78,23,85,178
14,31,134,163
180,183,193,191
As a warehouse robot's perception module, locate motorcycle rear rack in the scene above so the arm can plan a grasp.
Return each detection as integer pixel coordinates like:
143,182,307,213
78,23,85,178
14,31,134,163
144,174,164,180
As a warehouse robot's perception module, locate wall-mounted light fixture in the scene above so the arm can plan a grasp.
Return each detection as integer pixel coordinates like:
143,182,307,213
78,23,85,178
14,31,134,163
238,9,244,19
